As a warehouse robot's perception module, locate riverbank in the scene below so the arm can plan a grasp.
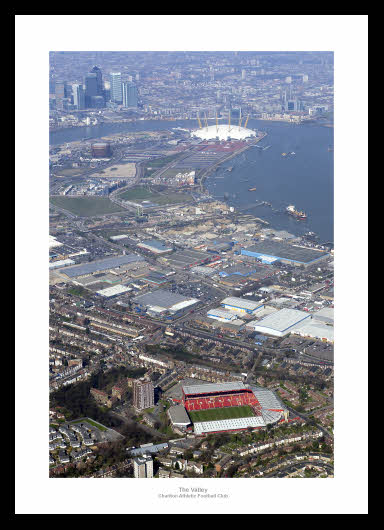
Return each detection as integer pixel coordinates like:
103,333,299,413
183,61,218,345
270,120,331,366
198,133,267,193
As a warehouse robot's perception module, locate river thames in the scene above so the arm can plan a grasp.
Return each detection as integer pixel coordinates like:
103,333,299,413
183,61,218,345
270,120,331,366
50,118,334,243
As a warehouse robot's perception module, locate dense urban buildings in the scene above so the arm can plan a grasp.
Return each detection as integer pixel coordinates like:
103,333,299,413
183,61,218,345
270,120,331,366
48,50,336,483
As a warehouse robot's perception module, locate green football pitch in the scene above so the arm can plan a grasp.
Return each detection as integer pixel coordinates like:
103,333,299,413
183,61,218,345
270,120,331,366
188,405,255,424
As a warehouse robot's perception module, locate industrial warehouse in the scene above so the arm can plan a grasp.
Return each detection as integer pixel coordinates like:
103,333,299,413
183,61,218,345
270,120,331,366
250,308,311,337
218,263,273,280
207,308,243,323
96,284,132,298
163,249,220,269
132,288,199,316
58,253,145,278
137,239,173,254
170,381,287,435
241,240,329,266
221,297,264,315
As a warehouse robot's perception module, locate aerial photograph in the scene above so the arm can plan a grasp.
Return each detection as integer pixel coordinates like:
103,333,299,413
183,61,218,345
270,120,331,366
48,49,336,480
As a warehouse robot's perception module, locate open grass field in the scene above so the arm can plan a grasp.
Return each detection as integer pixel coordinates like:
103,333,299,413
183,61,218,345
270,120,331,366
50,196,125,216
117,186,154,201
117,186,192,205
70,419,107,432
188,405,255,424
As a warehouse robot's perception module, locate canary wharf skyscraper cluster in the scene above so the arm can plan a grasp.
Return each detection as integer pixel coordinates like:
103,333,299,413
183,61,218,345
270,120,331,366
54,65,138,110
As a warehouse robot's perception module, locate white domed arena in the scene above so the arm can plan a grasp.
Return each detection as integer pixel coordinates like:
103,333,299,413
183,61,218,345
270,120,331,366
191,124,257,141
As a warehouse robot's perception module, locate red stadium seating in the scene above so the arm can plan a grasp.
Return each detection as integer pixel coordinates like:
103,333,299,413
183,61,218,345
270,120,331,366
184,390,262,415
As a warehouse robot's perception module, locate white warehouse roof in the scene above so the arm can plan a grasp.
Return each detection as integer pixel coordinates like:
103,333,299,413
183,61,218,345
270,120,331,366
191,124,257,141
96,284,132,297
253,308,311,335
49,259,75,269
292,321,334,342
49,235,63,249
313,307,334,325
221,297,263,312
207,308,237,321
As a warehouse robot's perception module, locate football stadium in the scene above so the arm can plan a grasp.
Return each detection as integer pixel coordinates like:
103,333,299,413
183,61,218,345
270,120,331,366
179,381,287,435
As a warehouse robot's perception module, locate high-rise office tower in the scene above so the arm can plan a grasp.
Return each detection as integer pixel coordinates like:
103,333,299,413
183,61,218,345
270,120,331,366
132,380,154,411
110,72,122,103
241,69,246,80
49,78,56,95
90,66,103,96
133,455,153,478
122,81,138,108
285,99,301,112
72,84,85,110
55,81,67,110
84,72,98,108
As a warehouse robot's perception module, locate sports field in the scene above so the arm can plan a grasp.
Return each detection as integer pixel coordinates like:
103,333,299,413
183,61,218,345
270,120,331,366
188,405,255,424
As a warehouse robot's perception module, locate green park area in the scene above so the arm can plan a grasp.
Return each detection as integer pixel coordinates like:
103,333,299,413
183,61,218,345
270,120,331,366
50,196,125,216
70,418,108,432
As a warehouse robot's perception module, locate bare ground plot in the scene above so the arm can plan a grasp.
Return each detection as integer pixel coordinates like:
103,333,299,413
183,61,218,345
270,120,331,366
90,163,136,179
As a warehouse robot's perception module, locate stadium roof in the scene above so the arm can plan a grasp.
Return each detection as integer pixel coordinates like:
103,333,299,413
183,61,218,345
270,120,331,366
191,124,257,141
253,308,311,333
168,406,191,426
60,254,145,278
250,386,286,412
183,381,246,396
221,297,263,311
261,409,284,424
193,416,265,435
